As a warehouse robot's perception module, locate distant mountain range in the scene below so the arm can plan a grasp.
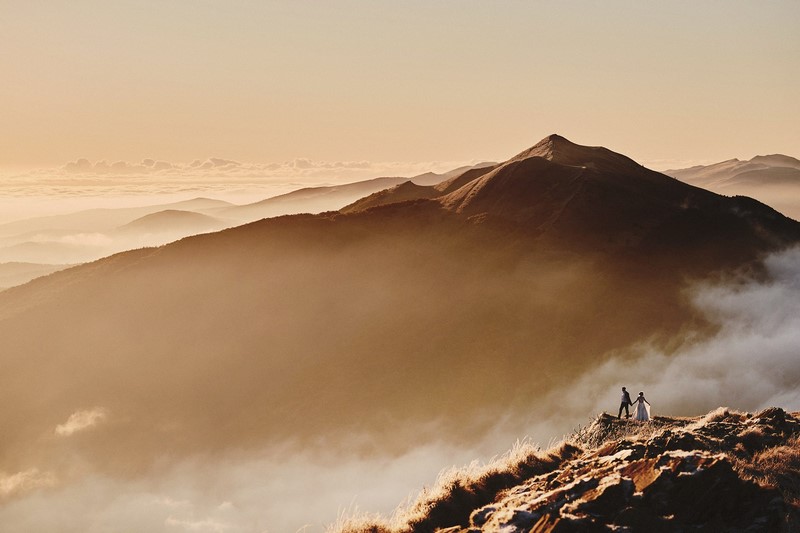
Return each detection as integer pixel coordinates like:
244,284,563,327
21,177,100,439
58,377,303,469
1,135,797,480
666,153,800,220
211,163,496,222
0,164,495,282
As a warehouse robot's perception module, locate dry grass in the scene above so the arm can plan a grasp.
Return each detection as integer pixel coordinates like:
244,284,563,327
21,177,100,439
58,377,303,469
699,406,748,424
734,435,800,506
679,406,748,435
737,427,767,454
331,409,800,532
570,412,675,450
329,440,581,533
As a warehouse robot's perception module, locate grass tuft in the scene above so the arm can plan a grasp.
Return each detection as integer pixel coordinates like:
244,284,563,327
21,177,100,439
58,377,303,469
330,439,581,532
734,435,800,507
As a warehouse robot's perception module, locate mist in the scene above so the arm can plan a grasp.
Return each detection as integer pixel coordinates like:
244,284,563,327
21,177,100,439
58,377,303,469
0,436,526,533
527,246,800,428
0,150,798,531
723,185,800,222
0,236,800,532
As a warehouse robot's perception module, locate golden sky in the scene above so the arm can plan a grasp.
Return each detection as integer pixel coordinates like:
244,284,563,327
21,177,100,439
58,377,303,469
2,1,799,169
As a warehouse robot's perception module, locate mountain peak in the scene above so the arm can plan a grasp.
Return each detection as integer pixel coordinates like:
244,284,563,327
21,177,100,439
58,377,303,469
538,133,573,147
750,154,800,169
510,134,577,162
508,135,647,178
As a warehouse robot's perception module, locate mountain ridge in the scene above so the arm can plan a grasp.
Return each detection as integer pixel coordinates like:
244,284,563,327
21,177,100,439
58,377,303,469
666,152,800,220
342,135,799,254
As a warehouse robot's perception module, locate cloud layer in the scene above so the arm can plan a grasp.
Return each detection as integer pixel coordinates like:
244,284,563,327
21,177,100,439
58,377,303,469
1,245,799,531
57,157,458,180
539,246,800,424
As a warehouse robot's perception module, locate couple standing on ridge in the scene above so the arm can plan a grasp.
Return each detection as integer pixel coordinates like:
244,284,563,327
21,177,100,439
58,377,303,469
618,386,651,421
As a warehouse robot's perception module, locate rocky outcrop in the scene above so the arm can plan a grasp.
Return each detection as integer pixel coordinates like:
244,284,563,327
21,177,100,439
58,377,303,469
452,409,800,532
339,408,800,533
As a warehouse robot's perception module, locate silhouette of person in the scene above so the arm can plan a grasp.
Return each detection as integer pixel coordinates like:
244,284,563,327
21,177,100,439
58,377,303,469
618,386,633,419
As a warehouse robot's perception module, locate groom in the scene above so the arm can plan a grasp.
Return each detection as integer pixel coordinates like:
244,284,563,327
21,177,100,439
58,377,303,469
618,386,633,419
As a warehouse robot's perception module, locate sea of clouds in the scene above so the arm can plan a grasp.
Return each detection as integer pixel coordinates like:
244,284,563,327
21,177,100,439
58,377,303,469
0,157,470,224
1,245,798,532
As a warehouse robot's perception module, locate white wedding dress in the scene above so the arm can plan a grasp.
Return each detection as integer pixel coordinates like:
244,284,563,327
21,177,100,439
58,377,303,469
633,397,651,421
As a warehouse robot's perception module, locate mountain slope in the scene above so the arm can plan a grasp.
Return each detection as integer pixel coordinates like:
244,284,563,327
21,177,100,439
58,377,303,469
115,209,226,235
440,144,796,257
336,407,800,532
340,181,442,213
347,135,799,258
0,135,798,480
0,197,233,237
0,164,495,273
340,164,500,214
216,164,496,222
216,177,409,221
667,153,800,219
0,262,71,291
0,198,237,266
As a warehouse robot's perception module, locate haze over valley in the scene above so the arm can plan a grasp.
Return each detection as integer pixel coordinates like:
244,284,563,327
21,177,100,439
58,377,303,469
666,154,800,220
3,135,800,531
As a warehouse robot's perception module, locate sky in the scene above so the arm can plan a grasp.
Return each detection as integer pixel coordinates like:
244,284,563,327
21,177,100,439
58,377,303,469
2,0,799,172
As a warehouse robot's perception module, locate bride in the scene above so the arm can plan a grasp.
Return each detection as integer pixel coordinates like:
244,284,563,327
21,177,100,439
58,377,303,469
633,391,651,421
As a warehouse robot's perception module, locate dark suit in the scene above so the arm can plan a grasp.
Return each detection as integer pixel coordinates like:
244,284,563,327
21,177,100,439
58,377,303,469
618,391,632,418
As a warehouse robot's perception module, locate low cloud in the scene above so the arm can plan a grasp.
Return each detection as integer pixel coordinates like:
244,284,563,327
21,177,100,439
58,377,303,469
3,236,798,532
2,250,800,531
55,408,108,437
0,440,506,532
56,233,114,247
543,246,800,422
0,469,56,499
58,157,464,181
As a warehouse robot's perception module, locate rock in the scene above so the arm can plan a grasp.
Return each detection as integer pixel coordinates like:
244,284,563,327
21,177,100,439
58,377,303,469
469,506,495,527
562,474,634,516
530,515,604,533
613,506,675,533
397,409,800,533
637,451,790,529
618,458,660,493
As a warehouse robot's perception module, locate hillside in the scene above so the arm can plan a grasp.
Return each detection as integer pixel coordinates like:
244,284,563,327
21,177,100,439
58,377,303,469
0,164,487,269
0,197,233,237
668,155,800,188
346,135,798,259
0,135,798,483
336,407,800,532
667,154,800,220
0,262,71,291
0,198,238,268
115,209,226,235
216,164,495,222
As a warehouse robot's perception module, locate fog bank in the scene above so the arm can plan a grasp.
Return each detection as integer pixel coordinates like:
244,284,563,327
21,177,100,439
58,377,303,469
3,248,800,531
546,246,800,420
0,436,524,533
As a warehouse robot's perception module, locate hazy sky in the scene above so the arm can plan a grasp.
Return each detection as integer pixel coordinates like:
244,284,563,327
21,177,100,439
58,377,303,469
2,1,799,169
